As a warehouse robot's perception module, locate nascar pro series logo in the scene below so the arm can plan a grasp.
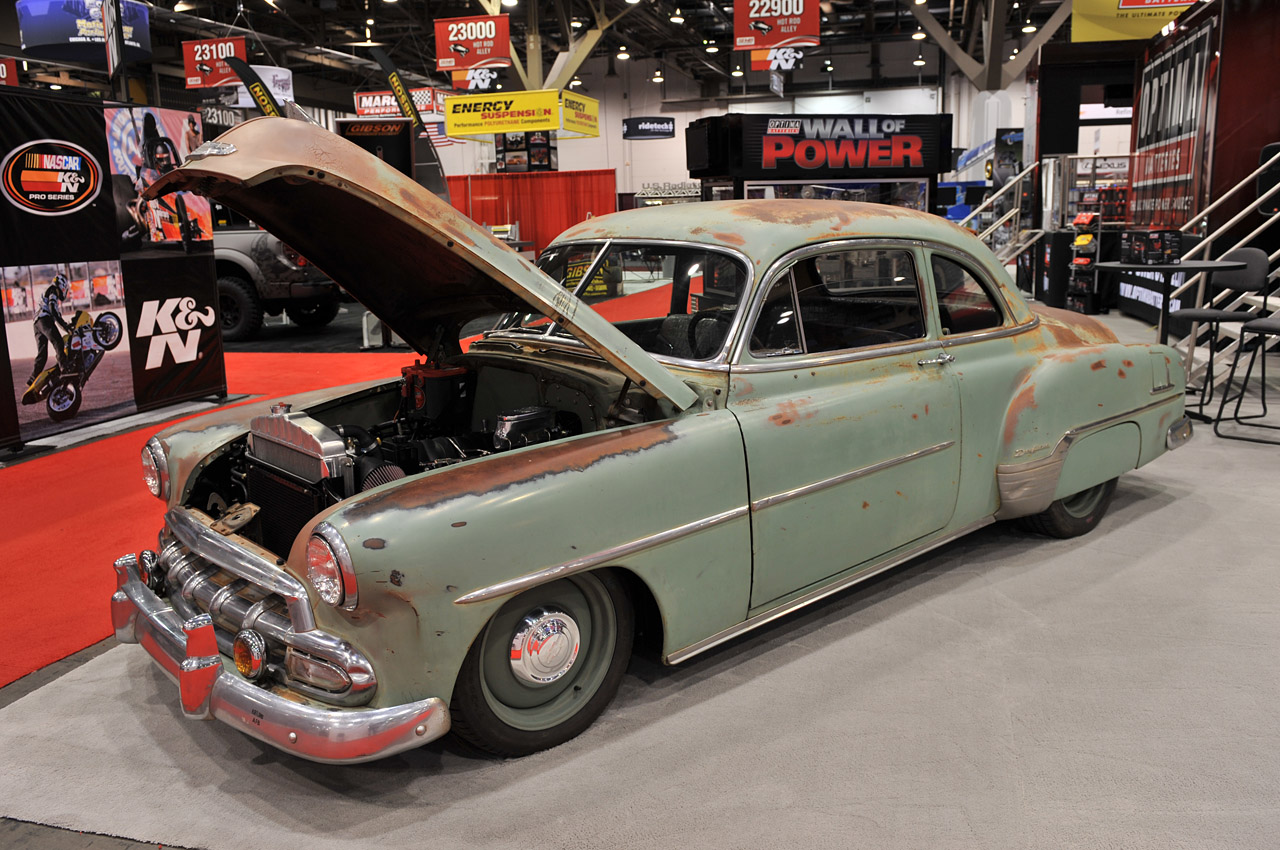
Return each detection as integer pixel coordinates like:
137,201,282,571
1,139,102,216
136,297,217,369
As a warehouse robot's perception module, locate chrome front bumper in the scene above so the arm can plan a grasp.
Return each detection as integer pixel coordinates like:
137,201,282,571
111,553,449,764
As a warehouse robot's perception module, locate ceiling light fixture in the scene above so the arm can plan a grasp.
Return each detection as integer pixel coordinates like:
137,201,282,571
822,61,834,72
49,83,62,90
501,0,518,7
1022,17,1036,33
617,45,630,59
571,18,583,27
912,26,925,40
570,75,583,87
914,0,925,5
652,68,664,83
913,51,926,67
705,40,718,53
670,7,684,23
365,17,374,24
731,64,743,77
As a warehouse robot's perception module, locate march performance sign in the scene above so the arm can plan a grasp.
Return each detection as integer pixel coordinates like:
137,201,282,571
435,15,512,72
1129,19,1216,228
744,114,951,178
182,37,247,88
733,0,819,51
354,87,448,120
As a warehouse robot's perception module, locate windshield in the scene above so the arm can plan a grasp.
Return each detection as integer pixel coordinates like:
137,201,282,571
490,242,750,361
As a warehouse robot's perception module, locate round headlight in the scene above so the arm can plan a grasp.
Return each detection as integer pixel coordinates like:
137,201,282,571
141,437,169,499
306,536,344,606
306,523,358,610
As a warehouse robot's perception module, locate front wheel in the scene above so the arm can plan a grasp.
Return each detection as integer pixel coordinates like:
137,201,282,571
1021,478,1118,539
450,571,634,757
93,311,123,350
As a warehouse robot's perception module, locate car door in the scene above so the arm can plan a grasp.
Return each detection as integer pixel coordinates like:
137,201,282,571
728,242,962,610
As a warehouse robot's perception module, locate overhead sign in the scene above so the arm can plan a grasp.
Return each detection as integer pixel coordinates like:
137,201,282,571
452,68,499,91
623,117,675,140
1072,0,1194,43
561,93,600,138
446,90,599,139
733,0,819,50
435,15,512,71
182,37,246,88
354,87,448,120
753,48,804,72
0,59,16,87
16,0,151,63
744,114,952,178
101,0,122,79
231,64,292,112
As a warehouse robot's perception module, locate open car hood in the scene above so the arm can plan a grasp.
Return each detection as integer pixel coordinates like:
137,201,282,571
145,117,697,411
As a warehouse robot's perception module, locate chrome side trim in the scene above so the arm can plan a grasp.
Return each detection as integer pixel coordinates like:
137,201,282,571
994,394,1183,519
732,338,940,373
455,504,750,605
666,517,996,665
166,506,316,632
751,441,956,513
938,316,1041,348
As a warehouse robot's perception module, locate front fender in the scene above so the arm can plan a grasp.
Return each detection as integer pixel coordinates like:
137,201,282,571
306,411,752,708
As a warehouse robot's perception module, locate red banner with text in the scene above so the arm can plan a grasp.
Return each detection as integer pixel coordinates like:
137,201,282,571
0,59,17,87
182,37,247,88
734,0,819,51
435,15,511,71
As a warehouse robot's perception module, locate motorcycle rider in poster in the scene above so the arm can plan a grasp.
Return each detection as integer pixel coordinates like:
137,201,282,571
27,273,72,386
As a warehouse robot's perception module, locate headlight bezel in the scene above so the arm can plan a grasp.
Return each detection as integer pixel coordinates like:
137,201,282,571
141,436,170,500
306,522,359,610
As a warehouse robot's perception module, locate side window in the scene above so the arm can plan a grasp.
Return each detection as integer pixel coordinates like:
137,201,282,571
930,254,1004,335
794,248,925,353
748,275,802,356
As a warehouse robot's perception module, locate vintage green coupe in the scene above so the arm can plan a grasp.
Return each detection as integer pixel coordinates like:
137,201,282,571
112,117,1191,762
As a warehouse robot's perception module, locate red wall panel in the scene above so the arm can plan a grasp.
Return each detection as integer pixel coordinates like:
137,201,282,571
447,169,617,255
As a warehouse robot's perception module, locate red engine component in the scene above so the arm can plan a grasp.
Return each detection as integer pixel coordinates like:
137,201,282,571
400,361,468,418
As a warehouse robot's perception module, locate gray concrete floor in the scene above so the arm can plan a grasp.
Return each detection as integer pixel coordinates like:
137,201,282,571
5,307,1274,850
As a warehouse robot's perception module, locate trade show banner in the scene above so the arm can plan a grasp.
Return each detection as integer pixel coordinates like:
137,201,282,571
182,36,247,88
1072,0,1194,44
445,89,560,137
1128,19,1217,228
0,59,17,87
355,86,447,120
733,0,819,50
15,0,152,64
0,90,224,448
435,15,512,71
623,117,676,140
751,48,805,71
744,114,952,178
561,92,599,138
452,68,499,91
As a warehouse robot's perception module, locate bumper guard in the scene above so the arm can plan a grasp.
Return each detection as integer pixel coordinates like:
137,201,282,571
111,553,449,764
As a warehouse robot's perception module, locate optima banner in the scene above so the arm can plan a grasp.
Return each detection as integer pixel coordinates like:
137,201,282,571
744,114,952,178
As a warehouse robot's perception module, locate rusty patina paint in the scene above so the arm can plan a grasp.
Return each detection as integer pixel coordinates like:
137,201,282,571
344,420,678,520
768,399,814,426
1004,384,1038,446
363,538,386,550
1091,360,1108,371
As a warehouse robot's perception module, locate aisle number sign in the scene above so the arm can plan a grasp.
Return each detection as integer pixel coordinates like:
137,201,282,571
435,15,511,71
734,0,819,50
182,37,247,88
0,59,16,87
444,90,599,138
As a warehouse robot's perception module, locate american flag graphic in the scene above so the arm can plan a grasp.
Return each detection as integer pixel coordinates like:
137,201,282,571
422,122,460,147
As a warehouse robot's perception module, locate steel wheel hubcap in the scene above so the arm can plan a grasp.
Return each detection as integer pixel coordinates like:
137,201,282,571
509,608,581,685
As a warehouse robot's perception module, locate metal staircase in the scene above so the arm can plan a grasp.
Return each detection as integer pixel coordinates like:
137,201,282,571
1166,147,1280,392
958,162,1044,265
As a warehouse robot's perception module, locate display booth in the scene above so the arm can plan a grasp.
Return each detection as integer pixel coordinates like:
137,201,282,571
685,113,953,217
0,88,226,451
446,170,616,256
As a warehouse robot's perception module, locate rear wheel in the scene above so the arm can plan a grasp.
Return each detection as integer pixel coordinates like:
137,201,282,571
217,276,263,342
450,571,633,757
1021,478,1118,539
286,297,341,330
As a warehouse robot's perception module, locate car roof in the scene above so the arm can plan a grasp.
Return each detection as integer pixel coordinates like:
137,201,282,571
552,199,1035,325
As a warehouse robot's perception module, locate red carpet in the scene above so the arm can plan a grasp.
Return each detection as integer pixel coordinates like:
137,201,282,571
0,351,410,688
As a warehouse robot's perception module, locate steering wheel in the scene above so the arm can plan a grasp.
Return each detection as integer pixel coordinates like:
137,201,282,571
687,311,730,358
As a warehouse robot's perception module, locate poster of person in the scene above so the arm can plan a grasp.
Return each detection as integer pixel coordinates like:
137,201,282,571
103,106,213,256
3,260,135,439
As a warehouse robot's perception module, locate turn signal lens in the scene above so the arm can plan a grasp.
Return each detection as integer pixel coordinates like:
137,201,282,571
233,630,267,680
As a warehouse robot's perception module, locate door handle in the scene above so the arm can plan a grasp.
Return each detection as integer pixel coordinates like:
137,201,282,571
917,352,956,366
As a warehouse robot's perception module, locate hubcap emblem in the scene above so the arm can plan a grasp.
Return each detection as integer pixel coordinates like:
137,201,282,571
510,607,581,685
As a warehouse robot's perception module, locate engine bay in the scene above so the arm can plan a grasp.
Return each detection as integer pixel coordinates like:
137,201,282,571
186,356,662,556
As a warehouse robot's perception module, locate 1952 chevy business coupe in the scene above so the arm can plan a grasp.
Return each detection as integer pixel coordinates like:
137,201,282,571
112,117,1192,762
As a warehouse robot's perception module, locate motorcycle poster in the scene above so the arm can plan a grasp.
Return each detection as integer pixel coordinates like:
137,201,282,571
2,260,136,442
103,105,213,257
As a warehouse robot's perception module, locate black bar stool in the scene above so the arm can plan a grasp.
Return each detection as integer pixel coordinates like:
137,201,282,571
1170,247,1271,417
1214,313,1280,444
